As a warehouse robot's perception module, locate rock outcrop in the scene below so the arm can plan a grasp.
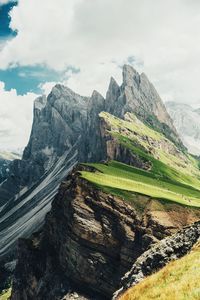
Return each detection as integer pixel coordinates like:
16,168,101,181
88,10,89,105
99,114,151,170
11,167,199,300
114,221,200,299
106,65,182,148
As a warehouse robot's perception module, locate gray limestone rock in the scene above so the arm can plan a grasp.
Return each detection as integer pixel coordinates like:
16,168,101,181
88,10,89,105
113,221,200,299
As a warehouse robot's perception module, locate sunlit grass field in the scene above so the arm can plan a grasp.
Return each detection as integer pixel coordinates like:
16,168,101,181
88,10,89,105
81,161,200,208
81,112,200,208
0,288,11,300
100,112,200,187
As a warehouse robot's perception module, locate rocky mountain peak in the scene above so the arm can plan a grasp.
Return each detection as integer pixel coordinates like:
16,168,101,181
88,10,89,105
109,76,120,88
122,64,141,88
105,77,120,113
91,89,104,100
107,76,120,97
48,84,88,108
105,65,182,148
34,95,47,112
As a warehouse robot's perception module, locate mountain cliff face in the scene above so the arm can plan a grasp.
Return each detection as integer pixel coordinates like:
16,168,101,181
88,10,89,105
0,65,179,259
166,102,200,155
11,167,199,300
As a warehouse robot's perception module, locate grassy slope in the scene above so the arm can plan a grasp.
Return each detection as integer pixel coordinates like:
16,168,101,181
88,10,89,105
0,288,11,300
82,161,200,208
81,112,200,208
119,243,200,300
100,112,200,185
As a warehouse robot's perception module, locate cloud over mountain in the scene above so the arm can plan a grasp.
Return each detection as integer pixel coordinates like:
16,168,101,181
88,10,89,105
0,0,200,101
0,82,36,149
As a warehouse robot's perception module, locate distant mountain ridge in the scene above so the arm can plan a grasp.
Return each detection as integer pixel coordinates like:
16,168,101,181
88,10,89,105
166,101,200,155
0,151,21,184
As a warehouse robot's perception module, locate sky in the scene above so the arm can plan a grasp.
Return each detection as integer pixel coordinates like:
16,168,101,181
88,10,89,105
1,0,200,149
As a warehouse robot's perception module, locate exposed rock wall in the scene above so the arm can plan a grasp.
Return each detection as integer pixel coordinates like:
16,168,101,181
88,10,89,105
99,116,151,170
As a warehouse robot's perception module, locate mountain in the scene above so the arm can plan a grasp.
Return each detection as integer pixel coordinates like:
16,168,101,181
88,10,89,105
106,65,182,148
166,102,200,155
10,111,200,299
0,65,181,259
0,65,199,299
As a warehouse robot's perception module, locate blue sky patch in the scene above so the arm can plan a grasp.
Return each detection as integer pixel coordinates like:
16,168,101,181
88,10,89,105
0,1,17,38
0,65,80,94
0,2,82,95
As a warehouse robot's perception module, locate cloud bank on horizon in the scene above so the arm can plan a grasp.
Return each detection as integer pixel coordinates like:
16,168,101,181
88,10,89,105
1,0,200,149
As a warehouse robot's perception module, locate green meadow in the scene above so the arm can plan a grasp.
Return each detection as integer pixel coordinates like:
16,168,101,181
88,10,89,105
81,112,200,208
81,161,200,208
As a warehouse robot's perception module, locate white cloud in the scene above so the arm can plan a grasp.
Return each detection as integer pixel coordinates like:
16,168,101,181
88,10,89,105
0,0,14,4
39,81,58,96
0,82,37,150
1,0,200,149
1,0,200,101
2,0,199,102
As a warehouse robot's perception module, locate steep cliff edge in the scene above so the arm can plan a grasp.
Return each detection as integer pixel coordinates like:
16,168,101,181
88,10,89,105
11,166,200,300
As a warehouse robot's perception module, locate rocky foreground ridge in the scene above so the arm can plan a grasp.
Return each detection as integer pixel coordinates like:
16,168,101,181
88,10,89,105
11,166,200,300
114,221,200,299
